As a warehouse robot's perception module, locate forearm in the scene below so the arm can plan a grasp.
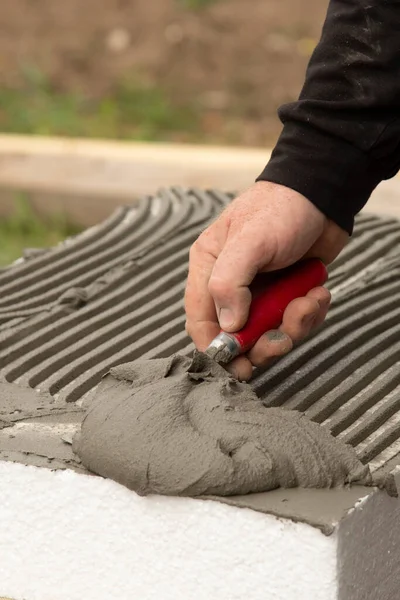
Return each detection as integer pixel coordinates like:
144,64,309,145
258,0,400,234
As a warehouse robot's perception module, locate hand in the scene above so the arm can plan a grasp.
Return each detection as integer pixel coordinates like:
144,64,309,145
184,181,348,381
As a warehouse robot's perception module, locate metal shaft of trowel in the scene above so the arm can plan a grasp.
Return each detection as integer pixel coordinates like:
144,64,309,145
205,258,328,364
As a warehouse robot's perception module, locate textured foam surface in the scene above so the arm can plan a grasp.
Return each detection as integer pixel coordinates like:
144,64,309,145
0,188,400,481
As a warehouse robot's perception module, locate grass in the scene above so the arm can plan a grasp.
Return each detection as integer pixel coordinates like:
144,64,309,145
0,194,82,267
0,61,222,266
0,68,208,267
0,68,202,142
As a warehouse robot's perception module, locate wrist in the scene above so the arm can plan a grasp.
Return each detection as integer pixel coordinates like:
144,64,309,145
257,121,380,235
252,179,327,230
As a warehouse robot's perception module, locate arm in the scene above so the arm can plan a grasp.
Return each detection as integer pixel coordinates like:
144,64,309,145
185,0,396,378
258,0,400,234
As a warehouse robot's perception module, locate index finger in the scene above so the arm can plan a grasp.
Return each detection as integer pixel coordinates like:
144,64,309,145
184,237,220,351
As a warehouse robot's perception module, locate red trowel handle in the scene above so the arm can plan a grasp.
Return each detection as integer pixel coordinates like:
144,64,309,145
232,258,328,353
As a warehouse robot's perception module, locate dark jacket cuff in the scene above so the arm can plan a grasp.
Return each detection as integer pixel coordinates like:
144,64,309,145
256,122,382,235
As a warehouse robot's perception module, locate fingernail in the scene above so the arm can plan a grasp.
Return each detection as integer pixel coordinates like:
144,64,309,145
219,308,234,329
265,330,288,342
318,297,330,310
302,313,316,326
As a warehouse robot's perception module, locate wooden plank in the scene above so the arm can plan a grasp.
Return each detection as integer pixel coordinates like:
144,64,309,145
0,134,399,222
0,134,270,199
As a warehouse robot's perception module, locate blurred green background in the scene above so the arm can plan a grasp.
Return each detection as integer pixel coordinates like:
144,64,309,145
0,194,81,266
0,0,327,264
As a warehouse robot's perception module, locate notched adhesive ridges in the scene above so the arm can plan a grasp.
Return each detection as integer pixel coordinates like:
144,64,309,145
0,187,399,482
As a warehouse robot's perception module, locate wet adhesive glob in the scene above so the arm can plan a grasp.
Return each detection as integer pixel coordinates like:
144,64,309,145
73,352,370,497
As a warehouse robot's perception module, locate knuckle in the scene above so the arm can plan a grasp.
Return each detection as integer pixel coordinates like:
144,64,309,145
190,227,222,265
189,238,206,263
190,237,202,254
191,230,212,255
189,242,200,263
208,276,231,300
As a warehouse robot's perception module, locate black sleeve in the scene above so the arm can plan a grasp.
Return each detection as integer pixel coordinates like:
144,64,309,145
257,0,400,234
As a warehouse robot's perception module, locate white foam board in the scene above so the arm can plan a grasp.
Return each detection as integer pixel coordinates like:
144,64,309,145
0,462,337,600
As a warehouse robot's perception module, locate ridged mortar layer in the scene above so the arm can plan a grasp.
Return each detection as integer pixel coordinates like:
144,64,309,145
0,187,400,482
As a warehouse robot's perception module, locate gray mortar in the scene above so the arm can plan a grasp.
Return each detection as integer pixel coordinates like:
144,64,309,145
73,353,370,497
0,381,83,471
1,187,400,530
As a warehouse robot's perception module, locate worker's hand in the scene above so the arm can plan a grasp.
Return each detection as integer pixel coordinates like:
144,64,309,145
184,180,348,381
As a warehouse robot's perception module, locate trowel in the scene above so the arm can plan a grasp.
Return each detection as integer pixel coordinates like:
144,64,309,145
204,258,328,364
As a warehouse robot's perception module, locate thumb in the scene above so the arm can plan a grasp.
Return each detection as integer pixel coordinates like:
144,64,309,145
208,236,271,332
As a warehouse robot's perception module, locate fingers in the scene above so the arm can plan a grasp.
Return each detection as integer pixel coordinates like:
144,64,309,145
247,330,294,370
184,180,338,376
184,233,220,351
225,355,254,382
208,227,270,332
279,295,322,342
247,287,330,370
305,286,331,327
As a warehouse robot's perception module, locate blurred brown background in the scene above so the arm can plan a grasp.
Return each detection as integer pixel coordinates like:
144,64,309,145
0,0,328,146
